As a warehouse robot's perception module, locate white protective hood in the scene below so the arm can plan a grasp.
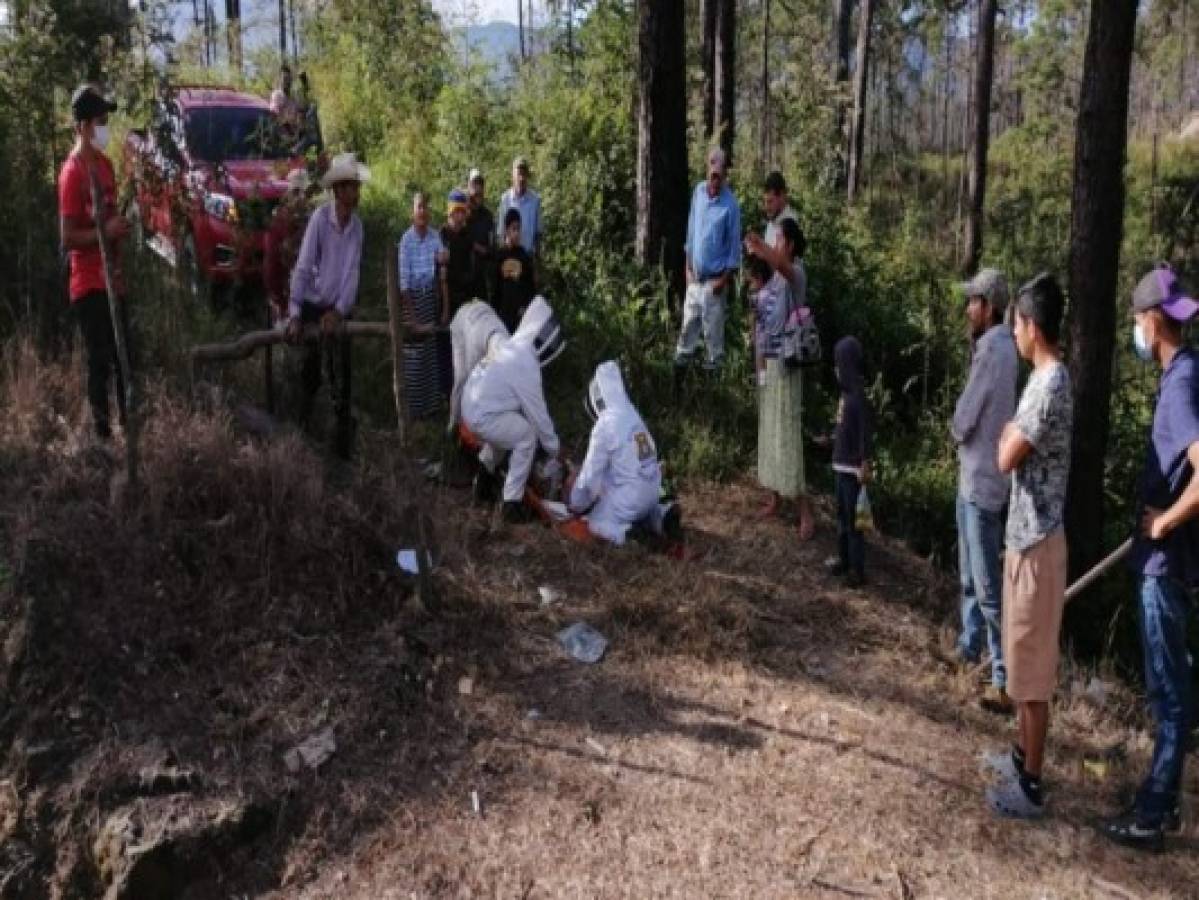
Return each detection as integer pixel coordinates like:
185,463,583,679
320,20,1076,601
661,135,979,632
569,360,661,543
512,295,566,367
461,297,561,457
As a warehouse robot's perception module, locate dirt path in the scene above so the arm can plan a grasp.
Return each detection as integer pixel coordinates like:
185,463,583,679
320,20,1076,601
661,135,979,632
278,483,1198,900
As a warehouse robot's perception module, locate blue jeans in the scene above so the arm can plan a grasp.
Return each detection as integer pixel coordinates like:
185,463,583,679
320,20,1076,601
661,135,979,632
1136,575,1194,826
955,493,1005,688
835,472,865,576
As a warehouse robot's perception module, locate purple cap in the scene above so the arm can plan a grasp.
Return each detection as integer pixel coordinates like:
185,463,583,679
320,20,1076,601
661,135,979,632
1132,265,1198,322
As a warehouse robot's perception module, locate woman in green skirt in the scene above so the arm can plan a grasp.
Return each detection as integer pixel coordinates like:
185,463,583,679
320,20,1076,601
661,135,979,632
745,219,815,540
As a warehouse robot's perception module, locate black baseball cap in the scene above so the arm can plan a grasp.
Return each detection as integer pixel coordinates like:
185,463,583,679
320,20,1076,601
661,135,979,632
71,84,117,123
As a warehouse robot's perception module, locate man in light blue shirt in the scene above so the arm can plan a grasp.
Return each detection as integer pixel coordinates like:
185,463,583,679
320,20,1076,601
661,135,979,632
676,147,741,371
497,156,542,261
951,268,1017,715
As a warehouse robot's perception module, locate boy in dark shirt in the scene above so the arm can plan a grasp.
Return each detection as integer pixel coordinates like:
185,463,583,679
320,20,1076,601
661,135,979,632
831,336,872,587
492,208,537,333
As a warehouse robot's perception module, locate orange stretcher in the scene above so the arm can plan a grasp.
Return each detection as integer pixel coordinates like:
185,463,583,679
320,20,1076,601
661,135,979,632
457,422,594,544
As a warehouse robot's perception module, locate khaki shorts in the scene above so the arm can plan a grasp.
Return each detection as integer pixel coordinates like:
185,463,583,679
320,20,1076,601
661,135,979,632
1002,529,1068,703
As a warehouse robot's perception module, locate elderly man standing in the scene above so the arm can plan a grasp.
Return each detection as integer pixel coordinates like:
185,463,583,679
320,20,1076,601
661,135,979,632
676,147,742,373
951,268,1018,715
287,152,368,458
497,156,542,263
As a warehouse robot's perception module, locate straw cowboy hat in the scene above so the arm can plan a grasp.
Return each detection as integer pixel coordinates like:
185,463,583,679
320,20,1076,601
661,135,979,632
320,152,371,189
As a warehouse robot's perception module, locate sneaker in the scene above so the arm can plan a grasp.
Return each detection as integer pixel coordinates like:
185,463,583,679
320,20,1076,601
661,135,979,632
986,777,1045,819
1100,812,1166,853
823,557,848,577
980,685,1015,716
1166,804,1182,833
980,747,1022,782
659,501,683,542
502,501,533,524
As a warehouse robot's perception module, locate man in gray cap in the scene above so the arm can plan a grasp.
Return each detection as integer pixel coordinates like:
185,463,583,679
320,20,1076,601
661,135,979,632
1101,264,1198,852
951,268,1018,714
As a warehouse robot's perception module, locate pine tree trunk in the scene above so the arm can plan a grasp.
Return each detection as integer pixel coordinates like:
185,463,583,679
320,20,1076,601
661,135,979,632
760,0,770,172
1064,0,1138,598
278,0,287,56
847,0,875,205
225,0,242,73
701,0,717,139
941,22,952,211
714,0,737,161
288,0,297,60
636,0,689,299
518,0,526,59
833,0,854,188
963,0,998,275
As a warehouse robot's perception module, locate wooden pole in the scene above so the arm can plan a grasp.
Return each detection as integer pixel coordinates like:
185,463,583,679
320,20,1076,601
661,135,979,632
385,244,409,446
86,162,139,491
264,303,275,414
190,321,393,365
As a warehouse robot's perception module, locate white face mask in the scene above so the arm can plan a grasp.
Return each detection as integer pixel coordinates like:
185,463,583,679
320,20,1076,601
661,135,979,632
90,124,110,152
1133,321,1154,362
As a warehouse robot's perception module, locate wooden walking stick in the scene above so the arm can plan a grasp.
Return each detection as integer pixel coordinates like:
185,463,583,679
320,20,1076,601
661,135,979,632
1064,536,1134,603
86,162,138,492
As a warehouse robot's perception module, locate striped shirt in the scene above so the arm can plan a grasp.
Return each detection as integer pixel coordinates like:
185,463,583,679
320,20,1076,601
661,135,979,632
398,226,444,293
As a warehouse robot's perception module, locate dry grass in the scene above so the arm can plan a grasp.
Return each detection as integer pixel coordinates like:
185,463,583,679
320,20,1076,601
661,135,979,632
0,345,1195,899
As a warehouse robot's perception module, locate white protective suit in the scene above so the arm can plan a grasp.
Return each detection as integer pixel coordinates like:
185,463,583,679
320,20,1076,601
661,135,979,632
461,297,562,503
568,361,662,545
449,301,510,432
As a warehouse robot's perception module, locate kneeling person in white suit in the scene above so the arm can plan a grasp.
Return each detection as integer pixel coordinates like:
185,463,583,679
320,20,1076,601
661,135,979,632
448,300,509,435
568,361,676,545
462,297,565,523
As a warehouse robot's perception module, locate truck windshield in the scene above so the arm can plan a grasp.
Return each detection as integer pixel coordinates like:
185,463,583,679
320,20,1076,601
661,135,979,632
185,107,288,161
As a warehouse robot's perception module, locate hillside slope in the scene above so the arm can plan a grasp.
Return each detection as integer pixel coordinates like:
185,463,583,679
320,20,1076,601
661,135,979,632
0,351,1195,899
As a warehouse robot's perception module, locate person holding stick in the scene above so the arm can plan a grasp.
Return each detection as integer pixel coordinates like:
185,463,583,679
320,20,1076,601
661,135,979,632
58,84,130,441
1101,265,1199,852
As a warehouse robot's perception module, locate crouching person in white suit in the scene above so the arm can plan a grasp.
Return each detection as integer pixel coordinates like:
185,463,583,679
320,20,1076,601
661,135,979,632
462,296,565,523
448,300,510,436
568,361,679,545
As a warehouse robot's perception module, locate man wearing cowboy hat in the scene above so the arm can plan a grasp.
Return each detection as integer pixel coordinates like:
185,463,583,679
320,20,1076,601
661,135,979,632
287,151,368,457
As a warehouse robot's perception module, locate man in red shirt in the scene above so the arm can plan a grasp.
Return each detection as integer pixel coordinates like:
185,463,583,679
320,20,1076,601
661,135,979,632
57,84,131,440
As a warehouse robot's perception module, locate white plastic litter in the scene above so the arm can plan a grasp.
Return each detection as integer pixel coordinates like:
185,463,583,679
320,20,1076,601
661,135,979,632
557,622,608,664
539,500,572,522
284,727,336,773
396,549,433,575
538,585,565,606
